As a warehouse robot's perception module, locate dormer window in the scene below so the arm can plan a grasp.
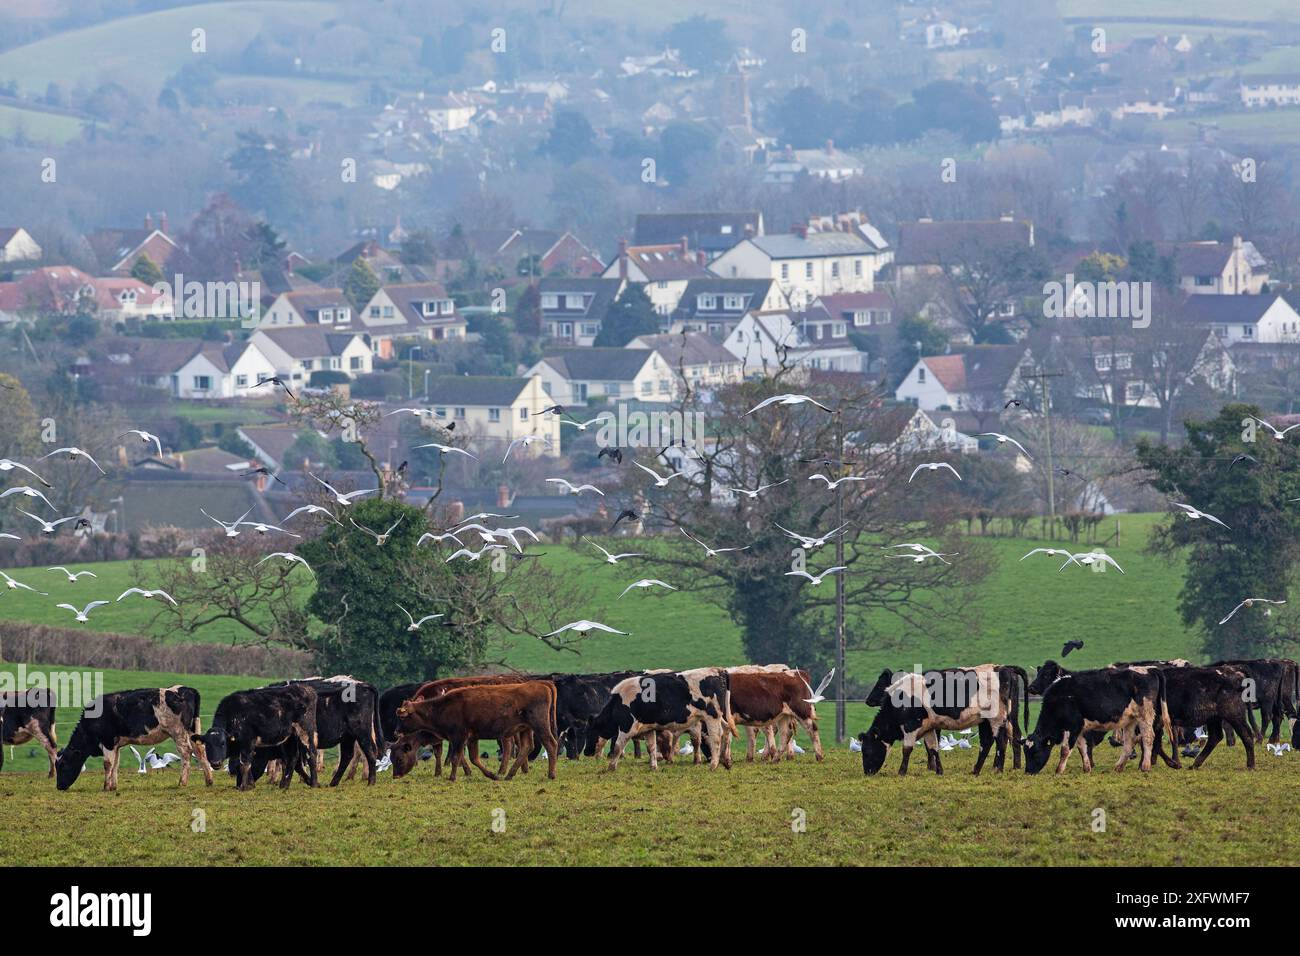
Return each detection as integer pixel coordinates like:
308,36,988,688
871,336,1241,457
699,294,717,309
723,294,744,309
336,308,350,323
320,309,333,323
541,293,559,309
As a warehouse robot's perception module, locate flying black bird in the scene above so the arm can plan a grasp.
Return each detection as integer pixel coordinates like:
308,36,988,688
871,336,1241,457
1054,466,1085,482
396,460,408,475
611,508,640,531
539,404,565,416
1062,639,1084,657
1004,399,1022,409
799,456,858,467
251,376,297,403
1230,453,1258,469
598,447,624,465
241,466,286,486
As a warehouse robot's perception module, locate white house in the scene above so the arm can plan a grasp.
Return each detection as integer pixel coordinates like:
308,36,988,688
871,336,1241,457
708,230,881,307
169,341,279,399
895,345,1033,412
526,348,671,405
359,282,466,358
259,289,354,329
723,312,866,376
1157,236,1269,295
538,277,625,347
1181,292,1300,345
625,332,744,397
0,227,41,263
602,240,711,316
424,375,560,460
1240,75,1300,108
670,278,791,339
249,327,373,385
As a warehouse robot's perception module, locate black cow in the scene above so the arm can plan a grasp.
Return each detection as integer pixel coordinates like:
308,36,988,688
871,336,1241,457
56,686,213,791
586,668,732,770
858,664,1027,776
1212,659,1295,745
1023,667,1169,774
197,684,319,791
528,671,636,760
1152,665,1256,769
226,677,381,786
0,688,58,777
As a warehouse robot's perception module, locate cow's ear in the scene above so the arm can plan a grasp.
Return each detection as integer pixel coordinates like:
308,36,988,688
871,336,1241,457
189,734,202,745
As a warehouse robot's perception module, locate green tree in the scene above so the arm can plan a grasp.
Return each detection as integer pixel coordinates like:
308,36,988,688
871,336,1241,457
0,374,41,457
217,430,256,458
343,258,381,312
130,254,164,287
885,314,949,386
514,283,542,337
1136,403,1300,658
539,109,595,166
244,221,287,270
284,429,335,470
665,15,731,71
594,284,660,346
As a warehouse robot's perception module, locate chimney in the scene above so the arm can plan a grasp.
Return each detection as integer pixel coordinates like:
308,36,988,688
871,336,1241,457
285,254,294,276
791,223,808,239
744,222,755,237
825,139,834,153
618,237,628,280
144,212,153,231
680,235,689,256
1233,234,1243,249
497,483,511,508
159,211,168,234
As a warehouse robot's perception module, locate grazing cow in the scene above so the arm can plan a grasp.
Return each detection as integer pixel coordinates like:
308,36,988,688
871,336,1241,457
586,667,733,771
390,682,559,781
858,664,1027,775
231,677,382,786
1023,666,1169,774
1151,665,1255,769
399,673,544,775
0,688,58,777
197,684,318,791
56,686,213,792
716,668,824,763
1212,659,1295,745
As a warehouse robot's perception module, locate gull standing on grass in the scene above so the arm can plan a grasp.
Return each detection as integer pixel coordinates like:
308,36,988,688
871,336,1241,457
1218,598,1286,625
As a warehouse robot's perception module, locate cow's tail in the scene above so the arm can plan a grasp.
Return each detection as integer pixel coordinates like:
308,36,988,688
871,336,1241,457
1009,666,1030,738
189,687,202,735
370,685,383,750
550,683,559,744
1156,669,1173,753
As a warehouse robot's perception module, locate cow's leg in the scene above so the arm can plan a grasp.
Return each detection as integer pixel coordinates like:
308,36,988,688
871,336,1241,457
431,739,443,776
1138,718,1155,772
1113,725,1135,772
924,731,943,775
103,746,119,791
1153,723,1180,769
1192,719,1223,769
505,736,529,780
898,745,914,775
1229,715,1256,769
496,737,512,778
690,725,702,764
745,725,757,761
973,721,994,775
538,724,559,780
607,731,632,772
646,729,661,770
30,725,58,779
805,716,824,762
294,726,317,788
993,720,1010,772
632,737,642,759
705,719,728,770
1055,733,1073,774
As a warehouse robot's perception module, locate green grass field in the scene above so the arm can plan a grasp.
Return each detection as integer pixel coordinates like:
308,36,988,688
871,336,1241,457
0,745,1287,866
0,102,85,144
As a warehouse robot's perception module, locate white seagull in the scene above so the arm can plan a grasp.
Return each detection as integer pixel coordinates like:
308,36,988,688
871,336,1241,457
237,520,300,537
1019,547,1075,561
0,571,46,594
975,433,1032,459
256,553,315,577
309,474,377,506
1268,742,1292,756
383,407,430,418
349,514,403,545
0,459,50,486
618,579,677,598
774,522,849,550
808,473,870,490
1171,501,1230,530
560,414,613,432
398,604,444,631
412,442,478,460
802,669,835,704
1218,598,1286,625
47,566,97,582
0,486,55,509
117,587,178,605
745,393,833,415
1251,416,1300,441
39,447,106,474
502,435,551,463
586,538,643,565
785,566,847,586
1058,552,1125,574
889,550,957,564
681,528,750,557
417,531,463,547
543,620,628,637
117,430,163,457
445,544,506,563
17,510,83,535
727,479,789,500
202,507,254,537
908,462,962,482
546,478,604,496
281,504,342,525
632,460,685,488
55,600,109,623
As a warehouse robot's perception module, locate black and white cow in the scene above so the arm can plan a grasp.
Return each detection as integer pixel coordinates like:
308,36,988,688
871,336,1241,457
857,664,1028,775
55,686,213,791
0,688,58,777
587,667,733,770
197,684,319,791
1022,666,1169,774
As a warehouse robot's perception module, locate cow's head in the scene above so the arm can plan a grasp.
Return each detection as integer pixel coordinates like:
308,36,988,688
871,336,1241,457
193,729,230,767
1026,660,1062,697
585,698,620,754
1021,733,1052,774
54,746,88,791
857,730,890,774
864,669,894,707
388,734,424,778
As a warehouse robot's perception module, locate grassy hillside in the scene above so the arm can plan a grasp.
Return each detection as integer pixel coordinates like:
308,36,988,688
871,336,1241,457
0,745,1288,866
0,102,85,143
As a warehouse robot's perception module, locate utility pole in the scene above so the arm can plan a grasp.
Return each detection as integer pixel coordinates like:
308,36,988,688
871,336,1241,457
1024,368,1064,537
834,407,847,743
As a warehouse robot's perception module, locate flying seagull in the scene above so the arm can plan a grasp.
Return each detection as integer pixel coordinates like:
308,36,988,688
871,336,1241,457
383,407,430,418
618,579,677,598
802,669,835,704
681,528,750,557
728,479,788,500
1054,466,1086,482
632,460,685,488
117,430,164,457
255,553,315,577
417,531,463,547
1058,552,1125,574
1004,399,1022,409
281,504,342,525
239,466,286,486
908,462,962,482
117,587,177,605
1020,547,1076,561
774,522,848,550
1251,416,1300,440
457,512,519,525
560,414,613,432
502,435,552,463
0,459,51,486
55,600,109,623
201,507,255,537
309,474,377,506
1218,598,1286,625
1230,454,1258,469
445,544,506,563
237,520,299,537
0,571,46,595
250,376,297,402
398,604,444,631
1171,501,1230,530
745,394,833,415
785,566,847,586
809,473,871,491
975,433,1032,459
545,478,604,497
1062,639,1084,657
16,510,83,535
889,550,957,564
349,514,403,545
46,566,97,582
412,442,477,460
0,486,55,509
587,538,643,565
542,620,628,637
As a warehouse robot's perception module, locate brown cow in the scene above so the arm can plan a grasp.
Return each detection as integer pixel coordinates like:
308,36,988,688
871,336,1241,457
402,674,541,776
391,682,559,781
726,669,825,763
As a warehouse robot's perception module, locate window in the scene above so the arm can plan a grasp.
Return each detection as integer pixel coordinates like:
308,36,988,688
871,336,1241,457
329,358,340,370
350,356,363,371
831,262,840,278
1095,354,1111,371
1195,275,1214,286
1125,382,1144,403
699,294,717,309
641,381,653,396
606,383,622,397
235,375,248,388
560,323,573,337
454,407,466,419
519,407,529,420
832,323,846,337
541,293,559,309
853,310,870,326
724,294,744,309
917,367,926,383
658,378,670,394
564,294,585,309
582,323,598,337
302,359,314,370
804,262,813,279
193,375,211,390
320,309,333,323
337,309,349,323
872,309,891,325
1242,325,1255,339
488,408,501,422
854,259,863,277
435,407,447,417
780,263,789,280
369,306,380,318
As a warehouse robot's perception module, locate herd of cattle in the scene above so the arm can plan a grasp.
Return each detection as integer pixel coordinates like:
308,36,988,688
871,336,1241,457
1,656,1295,791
